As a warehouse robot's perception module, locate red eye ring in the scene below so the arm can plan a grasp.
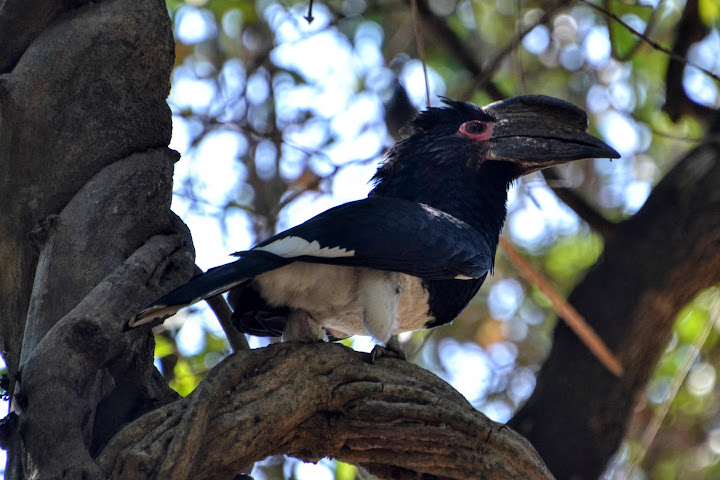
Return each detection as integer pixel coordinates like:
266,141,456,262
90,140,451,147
458,120,493,140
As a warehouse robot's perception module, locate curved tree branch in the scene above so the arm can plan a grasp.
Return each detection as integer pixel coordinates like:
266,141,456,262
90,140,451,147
16,232,194,479
99,342,553,480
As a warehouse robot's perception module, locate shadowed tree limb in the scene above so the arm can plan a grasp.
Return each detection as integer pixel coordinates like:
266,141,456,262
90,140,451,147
195,264,251,352
663,0,714,122
98,342,554,480
510,123,720,479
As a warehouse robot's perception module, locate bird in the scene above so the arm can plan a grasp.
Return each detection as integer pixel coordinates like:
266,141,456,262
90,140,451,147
129,95,619,358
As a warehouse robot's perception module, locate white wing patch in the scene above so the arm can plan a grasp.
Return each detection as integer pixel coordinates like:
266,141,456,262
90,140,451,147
254,236,355,258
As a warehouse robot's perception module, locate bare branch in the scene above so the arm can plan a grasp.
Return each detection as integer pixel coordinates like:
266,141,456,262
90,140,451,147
196,264,251,352
499,237,623,377
580,0,720,86
541,168,618,240
662,0,715,122
99,342,553,480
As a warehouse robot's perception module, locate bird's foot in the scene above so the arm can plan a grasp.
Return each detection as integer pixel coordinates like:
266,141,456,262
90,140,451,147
369,336,406,364
282,311,326,343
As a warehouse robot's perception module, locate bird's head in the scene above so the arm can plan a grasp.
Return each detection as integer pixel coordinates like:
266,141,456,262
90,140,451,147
395,94,619,180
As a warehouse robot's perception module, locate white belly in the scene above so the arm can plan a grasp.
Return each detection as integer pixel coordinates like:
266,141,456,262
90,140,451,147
252,263,432,341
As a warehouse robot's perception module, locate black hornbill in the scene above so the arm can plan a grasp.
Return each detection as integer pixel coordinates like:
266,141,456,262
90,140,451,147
130,95,619,356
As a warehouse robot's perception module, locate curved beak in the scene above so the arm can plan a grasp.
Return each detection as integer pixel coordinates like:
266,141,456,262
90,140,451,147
484,95,620,174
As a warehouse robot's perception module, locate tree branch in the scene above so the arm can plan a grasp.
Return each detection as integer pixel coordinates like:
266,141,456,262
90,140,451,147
541,168,618,241
16,232,194,479
412,0,506,101
0,0,95,72
99,342,553,480
662,0,714,122
510,126,720,479
195,265,250,352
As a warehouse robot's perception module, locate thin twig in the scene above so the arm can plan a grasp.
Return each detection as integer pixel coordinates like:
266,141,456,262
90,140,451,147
580,0,720,84
303,0,314,24
459,1,569,101
541,169,617,241
410,0,431,107
195,264,250,352
613,0,663,62
625,293,720,479
499,237,624,377
413,0,505,101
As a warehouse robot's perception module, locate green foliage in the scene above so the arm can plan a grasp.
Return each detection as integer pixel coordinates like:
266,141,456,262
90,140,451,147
333,461,358,480
606,3,654,59
544,233,603,285
700,0,720,26
170,358,203,396
154,333,175,358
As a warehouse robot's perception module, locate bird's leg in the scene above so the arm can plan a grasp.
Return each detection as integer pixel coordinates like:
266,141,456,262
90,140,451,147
358,270,402,342
369,336,406,363
282,310,326,343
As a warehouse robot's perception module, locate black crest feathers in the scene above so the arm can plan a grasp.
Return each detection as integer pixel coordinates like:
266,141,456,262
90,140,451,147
401,98,492,136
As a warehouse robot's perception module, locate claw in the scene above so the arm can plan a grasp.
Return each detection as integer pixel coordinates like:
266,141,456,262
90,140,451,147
369,336,407,364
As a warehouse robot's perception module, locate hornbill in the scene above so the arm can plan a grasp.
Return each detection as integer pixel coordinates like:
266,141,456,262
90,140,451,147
130,95,619,356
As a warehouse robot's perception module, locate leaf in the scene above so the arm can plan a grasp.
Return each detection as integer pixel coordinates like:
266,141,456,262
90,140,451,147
606,3,654,59
155,334,176,358
170,359,203,396
699,0,720,26
334,461,358,480
674,304,708,344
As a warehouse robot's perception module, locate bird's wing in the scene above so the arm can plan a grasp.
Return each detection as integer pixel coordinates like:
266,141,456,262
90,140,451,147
131,197,493,329
244,197,494,280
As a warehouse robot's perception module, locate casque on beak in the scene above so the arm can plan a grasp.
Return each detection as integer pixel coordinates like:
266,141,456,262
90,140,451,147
484,95,620,175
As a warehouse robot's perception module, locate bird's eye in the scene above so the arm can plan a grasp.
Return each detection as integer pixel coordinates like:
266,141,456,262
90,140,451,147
465,122,486,134
458,120,492,140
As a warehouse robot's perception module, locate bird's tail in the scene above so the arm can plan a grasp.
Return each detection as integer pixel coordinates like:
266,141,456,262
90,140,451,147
128,253,287,329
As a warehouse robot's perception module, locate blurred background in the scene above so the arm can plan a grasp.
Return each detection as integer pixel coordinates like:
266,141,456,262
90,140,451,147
4,0,720,478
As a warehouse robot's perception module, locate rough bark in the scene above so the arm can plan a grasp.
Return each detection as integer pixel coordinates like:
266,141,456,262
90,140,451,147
97,342,552,480
509,131,720,478
0,0,194,477
0,0,177,393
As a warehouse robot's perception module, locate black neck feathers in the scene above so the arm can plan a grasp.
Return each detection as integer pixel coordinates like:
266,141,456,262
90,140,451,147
370,136,514,254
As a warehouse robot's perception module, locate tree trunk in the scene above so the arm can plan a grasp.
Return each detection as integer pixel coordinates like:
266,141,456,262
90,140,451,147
510,125,720,479
0,0,193,477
